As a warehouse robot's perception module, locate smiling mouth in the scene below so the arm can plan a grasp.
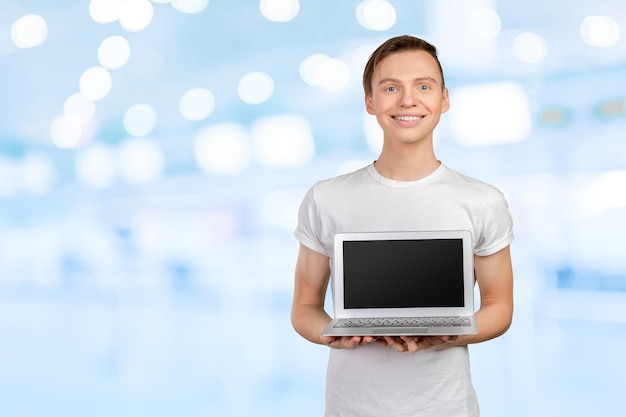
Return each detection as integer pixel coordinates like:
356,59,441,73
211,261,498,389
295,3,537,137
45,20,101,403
393,115,423,121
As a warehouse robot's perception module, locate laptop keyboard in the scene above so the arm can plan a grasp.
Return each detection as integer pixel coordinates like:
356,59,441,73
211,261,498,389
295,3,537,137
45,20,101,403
333,317,471,328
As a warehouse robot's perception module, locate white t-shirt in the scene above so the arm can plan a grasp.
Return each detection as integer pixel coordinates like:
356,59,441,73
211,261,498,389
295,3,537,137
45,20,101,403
294,162,514,417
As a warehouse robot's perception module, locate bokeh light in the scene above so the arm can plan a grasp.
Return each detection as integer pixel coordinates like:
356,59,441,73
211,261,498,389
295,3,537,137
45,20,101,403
449,82,531,146
513,32,548,64
570,170,626,219
64,93,96,126
259,0,300,22
98,35,131,70
237,72,275,104
194,123,251,176
79,66,112,101
75,144,116,188
251,114,315,169
119,0,154,32
179,88,215,121
470,8,501,39
118,138,165,184
89,0,122,24
20,154,56,195
10,14,48,48
580,15,621,47
355,0,396,31
50,117,83,149
171,0,210,14
123,104,158,137
299,54,350,91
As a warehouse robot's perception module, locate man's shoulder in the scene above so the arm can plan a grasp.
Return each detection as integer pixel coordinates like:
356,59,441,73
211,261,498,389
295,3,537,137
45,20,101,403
440,165,511,217
441,165,498,193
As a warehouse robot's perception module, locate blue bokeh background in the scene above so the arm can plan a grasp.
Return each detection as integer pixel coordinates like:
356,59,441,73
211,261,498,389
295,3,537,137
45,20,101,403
1,1,625,416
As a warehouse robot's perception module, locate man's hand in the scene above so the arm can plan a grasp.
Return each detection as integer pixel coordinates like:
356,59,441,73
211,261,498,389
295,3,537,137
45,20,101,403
382,335,458,353
321,335,386,349
320,334,457,351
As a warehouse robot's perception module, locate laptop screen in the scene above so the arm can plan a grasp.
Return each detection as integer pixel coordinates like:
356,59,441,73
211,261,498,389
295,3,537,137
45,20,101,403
342,238,465,309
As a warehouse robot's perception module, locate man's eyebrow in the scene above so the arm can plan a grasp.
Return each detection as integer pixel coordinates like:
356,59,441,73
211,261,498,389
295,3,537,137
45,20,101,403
376,76,439,86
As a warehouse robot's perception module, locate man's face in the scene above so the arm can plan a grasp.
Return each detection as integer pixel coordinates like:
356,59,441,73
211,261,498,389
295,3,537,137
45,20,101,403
365,50,449,146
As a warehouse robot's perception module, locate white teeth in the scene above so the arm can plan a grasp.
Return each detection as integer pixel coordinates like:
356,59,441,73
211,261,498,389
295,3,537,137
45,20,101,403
394,116,420,121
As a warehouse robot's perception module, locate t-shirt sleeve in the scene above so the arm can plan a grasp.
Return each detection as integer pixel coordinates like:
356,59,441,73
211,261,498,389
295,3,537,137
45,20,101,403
293,185,330,256
474,186,514,257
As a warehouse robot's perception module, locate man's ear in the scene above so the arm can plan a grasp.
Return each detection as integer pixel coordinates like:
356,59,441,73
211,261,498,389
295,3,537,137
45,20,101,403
441,88,450,113
365,95,375,115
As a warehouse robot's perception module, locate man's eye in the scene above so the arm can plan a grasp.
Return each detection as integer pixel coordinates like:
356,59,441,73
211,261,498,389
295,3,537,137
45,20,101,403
419,85,430,91
386,86,396,92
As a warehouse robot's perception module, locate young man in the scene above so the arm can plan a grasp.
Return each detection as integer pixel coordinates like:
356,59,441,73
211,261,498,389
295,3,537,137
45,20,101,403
291,35,514,416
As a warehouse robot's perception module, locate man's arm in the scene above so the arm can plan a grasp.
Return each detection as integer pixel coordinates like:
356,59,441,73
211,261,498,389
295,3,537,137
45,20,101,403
457,244,514,345
291,243,333,344
291,243,379,348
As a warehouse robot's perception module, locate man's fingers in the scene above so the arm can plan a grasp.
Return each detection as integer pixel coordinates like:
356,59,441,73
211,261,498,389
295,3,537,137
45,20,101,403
321,335,336,345
400,336,422,352
325,335,453,351
383,336,407,352
325,336,369,349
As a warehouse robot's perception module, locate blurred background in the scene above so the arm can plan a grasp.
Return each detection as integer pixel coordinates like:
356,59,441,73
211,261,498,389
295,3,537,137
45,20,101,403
1,0,625,416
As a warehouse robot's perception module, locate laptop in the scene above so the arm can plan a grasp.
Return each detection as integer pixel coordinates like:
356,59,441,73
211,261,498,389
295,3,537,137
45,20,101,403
321,230,478,337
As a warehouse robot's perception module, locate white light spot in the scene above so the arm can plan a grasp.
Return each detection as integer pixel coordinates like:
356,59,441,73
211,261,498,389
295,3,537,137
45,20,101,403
171,0,210,14
10,14,48,48
299,54,328,85
260,0,300,23
64,93,96,126
51,117,83,149
513,32,548,64
570,171,626,218
356,0,396,31
118,139,165,184
470,8,501,39
119,0,154,32
20,154,56,195
449,82,531,147
98,35,131,70
350,45,376,73
79,66,112,101
123,104,157,137
299,54,350,91
194,123,251,176
89,0,123,24
75,144,116,189
238,72,274,104
179,88,215,121
251,114,315,169
580,15,621,47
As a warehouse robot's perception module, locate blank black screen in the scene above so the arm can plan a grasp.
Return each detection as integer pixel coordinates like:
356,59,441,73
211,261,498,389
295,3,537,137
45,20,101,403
342,239,465,309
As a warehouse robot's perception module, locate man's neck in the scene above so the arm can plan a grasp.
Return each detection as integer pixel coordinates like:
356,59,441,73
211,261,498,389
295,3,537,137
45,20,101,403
374,142,440,181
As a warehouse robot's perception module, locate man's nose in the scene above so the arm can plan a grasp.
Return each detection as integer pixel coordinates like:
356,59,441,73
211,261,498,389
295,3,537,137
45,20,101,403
400,90,417,107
